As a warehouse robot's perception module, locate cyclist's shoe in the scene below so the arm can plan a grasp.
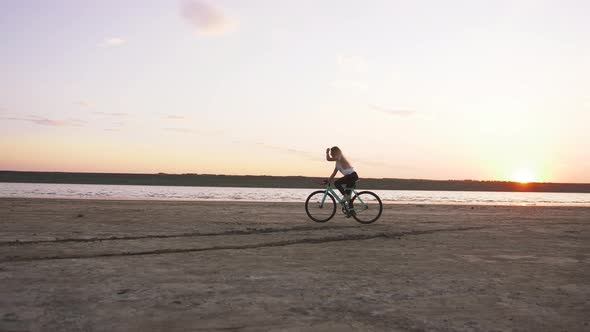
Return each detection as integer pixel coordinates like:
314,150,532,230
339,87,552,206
343,201,355,218
342,205,350,217
345,200,354,209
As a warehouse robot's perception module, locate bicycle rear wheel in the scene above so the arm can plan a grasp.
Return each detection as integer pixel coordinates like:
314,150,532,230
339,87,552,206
305,190,336,222
351,191,383,224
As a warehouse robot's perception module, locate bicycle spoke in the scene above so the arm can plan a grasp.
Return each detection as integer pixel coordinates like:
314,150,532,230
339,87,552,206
305,191,336,222
351,191,383,224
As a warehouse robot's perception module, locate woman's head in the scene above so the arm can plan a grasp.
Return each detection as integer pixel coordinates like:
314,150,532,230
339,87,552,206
330,146,342,157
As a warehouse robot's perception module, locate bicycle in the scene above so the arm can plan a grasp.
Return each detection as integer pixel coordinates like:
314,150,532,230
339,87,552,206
305,180,383,224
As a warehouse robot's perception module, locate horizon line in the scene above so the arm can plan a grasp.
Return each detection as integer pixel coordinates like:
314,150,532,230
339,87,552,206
1,170,589,186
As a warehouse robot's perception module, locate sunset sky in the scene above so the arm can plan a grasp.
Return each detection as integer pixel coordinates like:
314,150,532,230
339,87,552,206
1,0,589,182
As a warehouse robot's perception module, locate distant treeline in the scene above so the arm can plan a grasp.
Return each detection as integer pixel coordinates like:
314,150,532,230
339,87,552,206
1,171,589,193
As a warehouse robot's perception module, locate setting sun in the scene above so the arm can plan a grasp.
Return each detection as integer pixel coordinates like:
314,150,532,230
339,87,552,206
510,168,537,184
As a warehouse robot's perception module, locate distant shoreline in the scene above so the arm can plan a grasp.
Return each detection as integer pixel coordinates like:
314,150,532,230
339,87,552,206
1,171,589,193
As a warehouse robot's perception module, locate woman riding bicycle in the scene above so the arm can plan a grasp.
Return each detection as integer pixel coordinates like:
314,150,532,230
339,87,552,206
305,146,381,223
326,146,359,207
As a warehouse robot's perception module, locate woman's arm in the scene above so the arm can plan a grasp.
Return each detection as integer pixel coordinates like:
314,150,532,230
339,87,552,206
328,167,338,184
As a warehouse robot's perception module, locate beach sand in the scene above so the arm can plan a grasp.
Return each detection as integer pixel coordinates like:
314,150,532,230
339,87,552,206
0,198,588,331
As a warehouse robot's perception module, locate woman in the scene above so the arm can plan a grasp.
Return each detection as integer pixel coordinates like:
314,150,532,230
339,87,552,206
326,146,359,208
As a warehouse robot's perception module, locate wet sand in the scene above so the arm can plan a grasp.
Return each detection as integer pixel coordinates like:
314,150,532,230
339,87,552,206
0,198,588,331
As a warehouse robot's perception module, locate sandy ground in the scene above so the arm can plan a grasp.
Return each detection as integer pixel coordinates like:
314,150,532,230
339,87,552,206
0,198,588,332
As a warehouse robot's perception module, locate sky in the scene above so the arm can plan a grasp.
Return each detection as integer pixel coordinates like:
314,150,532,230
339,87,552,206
1,0,589,183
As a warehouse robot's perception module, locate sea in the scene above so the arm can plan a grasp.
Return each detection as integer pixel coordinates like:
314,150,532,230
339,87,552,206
1,182,589,206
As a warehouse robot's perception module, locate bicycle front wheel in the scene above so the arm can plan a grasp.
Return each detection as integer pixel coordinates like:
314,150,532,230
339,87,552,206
305,190,336,222
351,191,383,224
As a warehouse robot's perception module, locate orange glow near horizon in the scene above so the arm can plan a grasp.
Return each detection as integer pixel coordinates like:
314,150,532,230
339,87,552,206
509,168,537,184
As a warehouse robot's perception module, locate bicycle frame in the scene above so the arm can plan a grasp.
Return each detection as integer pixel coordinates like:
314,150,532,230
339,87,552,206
319,185,368,212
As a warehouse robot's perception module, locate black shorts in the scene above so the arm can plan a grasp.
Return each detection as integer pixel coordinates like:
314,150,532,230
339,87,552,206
334,172,359,195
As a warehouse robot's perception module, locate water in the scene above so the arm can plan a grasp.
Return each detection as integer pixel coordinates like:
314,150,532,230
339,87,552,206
1,182,589,206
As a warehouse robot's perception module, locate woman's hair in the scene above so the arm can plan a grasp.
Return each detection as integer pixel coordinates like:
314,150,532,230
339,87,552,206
331,146,341,155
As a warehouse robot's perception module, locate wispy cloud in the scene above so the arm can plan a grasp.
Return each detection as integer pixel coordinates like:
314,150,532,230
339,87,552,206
255,143,320,162
163,127,224,136
369,104,417,117
74,101,95,108
255,141,413,170
163,114,189,120
180,1,236,36
102,121,126,132
99,37,126,48
94,111,131,117
0,115,85,127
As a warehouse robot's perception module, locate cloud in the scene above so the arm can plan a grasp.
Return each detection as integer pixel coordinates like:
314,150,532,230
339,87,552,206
369,104,416,117
180,1,236,36
164,127,224,136
99,37,126,48
98,37,126,48
163,114,189,120
0,115,85,127
74,101,95,108
94,112,131,117
256,143,320,162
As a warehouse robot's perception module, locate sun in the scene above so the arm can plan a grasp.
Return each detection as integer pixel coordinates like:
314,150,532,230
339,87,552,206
510,168,537,184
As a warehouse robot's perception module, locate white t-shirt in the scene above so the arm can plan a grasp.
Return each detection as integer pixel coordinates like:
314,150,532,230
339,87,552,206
336,157,355,175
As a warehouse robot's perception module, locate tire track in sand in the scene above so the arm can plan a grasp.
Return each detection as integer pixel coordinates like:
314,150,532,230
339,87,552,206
0,225,360,246
1,226,490,263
